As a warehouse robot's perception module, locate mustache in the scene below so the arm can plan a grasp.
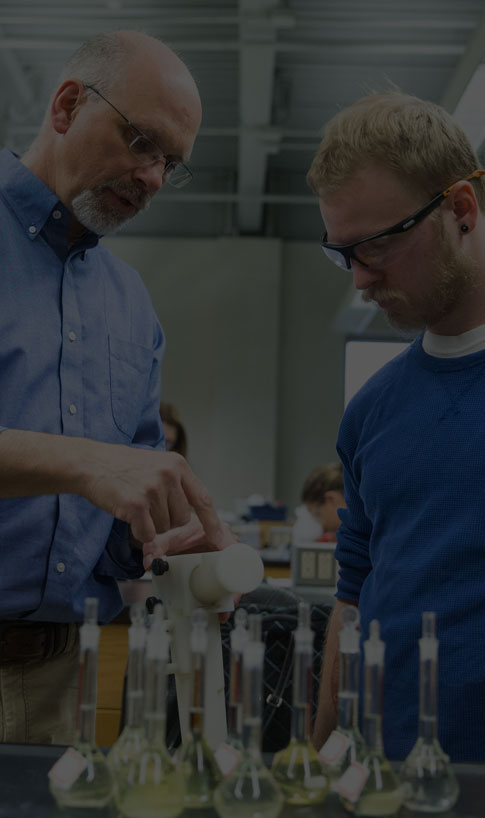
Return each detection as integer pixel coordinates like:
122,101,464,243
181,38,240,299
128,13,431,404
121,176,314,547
362,288,408,305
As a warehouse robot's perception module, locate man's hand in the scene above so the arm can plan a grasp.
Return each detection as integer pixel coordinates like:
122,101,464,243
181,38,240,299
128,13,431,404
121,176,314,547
0,430,226,550
76,442,227,547
140,512,235,570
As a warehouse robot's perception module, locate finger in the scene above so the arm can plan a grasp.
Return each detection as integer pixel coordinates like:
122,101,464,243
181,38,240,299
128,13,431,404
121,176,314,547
166,485,192,530
156,517,204,556
150,456,192,532
149,492,173,535
125,507,156,544
143,551,154,571
180,469,226,546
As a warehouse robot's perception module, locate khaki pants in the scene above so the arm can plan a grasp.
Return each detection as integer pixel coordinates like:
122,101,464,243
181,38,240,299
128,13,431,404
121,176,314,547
0,623,80,745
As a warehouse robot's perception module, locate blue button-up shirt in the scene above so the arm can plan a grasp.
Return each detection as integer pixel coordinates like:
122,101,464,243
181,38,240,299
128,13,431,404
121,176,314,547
0,149,165,623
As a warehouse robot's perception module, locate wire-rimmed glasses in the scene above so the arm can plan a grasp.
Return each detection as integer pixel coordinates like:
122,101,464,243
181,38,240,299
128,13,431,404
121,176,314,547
84,84,193,188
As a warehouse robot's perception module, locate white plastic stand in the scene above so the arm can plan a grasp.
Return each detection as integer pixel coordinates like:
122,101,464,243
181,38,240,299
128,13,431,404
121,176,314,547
152,542,264,749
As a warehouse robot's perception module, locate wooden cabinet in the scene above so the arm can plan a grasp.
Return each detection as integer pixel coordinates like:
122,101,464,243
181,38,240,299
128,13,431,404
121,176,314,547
96,623,129,747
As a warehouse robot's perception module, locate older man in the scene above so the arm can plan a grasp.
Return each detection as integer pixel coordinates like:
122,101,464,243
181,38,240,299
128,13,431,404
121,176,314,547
308,91,485,761
0,30,231,744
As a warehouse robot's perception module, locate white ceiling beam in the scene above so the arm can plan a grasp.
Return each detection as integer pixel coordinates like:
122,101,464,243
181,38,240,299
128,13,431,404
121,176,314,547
440,8,485,113
237,0,290,232
0,9,473,31
0,39,464,58
9,122,322,140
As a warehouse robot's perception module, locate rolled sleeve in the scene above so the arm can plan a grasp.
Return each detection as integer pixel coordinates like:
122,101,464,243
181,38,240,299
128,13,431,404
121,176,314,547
95,518,145,580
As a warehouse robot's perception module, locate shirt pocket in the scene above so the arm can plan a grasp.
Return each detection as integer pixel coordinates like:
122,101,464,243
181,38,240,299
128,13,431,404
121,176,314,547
108,335,153,440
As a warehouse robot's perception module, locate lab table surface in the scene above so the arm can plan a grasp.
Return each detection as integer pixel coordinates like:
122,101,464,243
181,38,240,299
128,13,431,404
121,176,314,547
0,742,483,818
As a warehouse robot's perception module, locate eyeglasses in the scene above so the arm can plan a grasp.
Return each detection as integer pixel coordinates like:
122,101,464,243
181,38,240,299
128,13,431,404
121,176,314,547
83,84,193,188
320,169,485,271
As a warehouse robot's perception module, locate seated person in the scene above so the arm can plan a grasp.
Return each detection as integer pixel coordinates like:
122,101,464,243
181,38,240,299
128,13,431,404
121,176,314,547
301,462,346,541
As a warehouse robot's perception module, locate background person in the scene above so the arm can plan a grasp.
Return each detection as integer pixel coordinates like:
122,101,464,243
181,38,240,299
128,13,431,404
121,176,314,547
307,90,485,761
301,461,345,540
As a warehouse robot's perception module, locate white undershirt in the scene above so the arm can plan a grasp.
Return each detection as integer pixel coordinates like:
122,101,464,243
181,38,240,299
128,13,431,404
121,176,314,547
422,324,485,357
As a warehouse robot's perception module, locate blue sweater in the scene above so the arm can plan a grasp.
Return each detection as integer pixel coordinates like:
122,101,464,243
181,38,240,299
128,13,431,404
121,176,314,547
335,335,485,761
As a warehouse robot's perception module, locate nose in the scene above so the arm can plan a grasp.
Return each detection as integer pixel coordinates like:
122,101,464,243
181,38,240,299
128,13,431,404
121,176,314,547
352,259,383,291
132,161,166,196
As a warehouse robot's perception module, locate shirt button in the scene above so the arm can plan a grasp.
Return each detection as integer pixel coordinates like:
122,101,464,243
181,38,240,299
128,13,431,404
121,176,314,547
69,403,77,415
28,225,36,234
56,562,66,574
52,210,62,220
68,331,77,342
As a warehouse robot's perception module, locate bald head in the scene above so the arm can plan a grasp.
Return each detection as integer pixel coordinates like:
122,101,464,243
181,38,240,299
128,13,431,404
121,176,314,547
58,30,201,130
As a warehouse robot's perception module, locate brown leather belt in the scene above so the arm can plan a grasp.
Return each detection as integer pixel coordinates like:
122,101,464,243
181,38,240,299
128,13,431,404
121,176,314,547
0,621,73,665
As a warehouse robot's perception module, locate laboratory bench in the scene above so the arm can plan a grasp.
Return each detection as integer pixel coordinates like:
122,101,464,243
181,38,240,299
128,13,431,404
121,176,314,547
0,742,483,818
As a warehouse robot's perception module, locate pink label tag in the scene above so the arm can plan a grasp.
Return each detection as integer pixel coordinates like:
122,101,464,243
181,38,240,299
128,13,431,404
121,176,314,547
336,761,369,802
214,742,242,777
318,730,351,765
48,747,88,790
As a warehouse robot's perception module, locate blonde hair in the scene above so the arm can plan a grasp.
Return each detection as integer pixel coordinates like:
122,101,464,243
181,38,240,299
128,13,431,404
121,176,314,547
307,90,485,210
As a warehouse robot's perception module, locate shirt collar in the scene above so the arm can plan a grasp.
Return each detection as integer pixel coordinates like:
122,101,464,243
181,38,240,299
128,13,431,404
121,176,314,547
0,148,99,253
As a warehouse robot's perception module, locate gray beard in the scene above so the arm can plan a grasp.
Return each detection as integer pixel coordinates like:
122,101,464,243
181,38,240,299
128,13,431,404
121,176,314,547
71,182,150,235
71,189,124,235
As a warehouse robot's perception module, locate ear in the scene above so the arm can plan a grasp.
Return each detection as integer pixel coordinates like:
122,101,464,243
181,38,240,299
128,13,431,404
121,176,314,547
445,179,479,234
51,79,86,135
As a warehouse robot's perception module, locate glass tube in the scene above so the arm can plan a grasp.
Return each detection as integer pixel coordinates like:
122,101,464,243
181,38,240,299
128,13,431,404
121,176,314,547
214,613,284,818
226,608,249,751
339,620,402,817
48,597,116,815
400,612,459,812
108,602,147,777
272,602,329,804
319,606,365,785
115,602,185,818
176,608,222,809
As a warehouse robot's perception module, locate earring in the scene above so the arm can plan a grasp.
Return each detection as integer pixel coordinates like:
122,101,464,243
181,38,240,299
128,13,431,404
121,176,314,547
460,224,469,233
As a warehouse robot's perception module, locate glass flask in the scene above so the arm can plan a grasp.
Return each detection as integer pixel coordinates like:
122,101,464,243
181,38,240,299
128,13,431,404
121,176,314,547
318,605,366,786
176,608,222,809
108,602,147,776
115,602,185,818
272,602,329,805
213,613,284,818
399,612,459,812
48,597,116,816
338,620,402,817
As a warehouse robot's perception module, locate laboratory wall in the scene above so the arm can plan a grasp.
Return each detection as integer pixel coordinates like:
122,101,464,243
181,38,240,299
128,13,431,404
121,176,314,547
102,236,347,516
